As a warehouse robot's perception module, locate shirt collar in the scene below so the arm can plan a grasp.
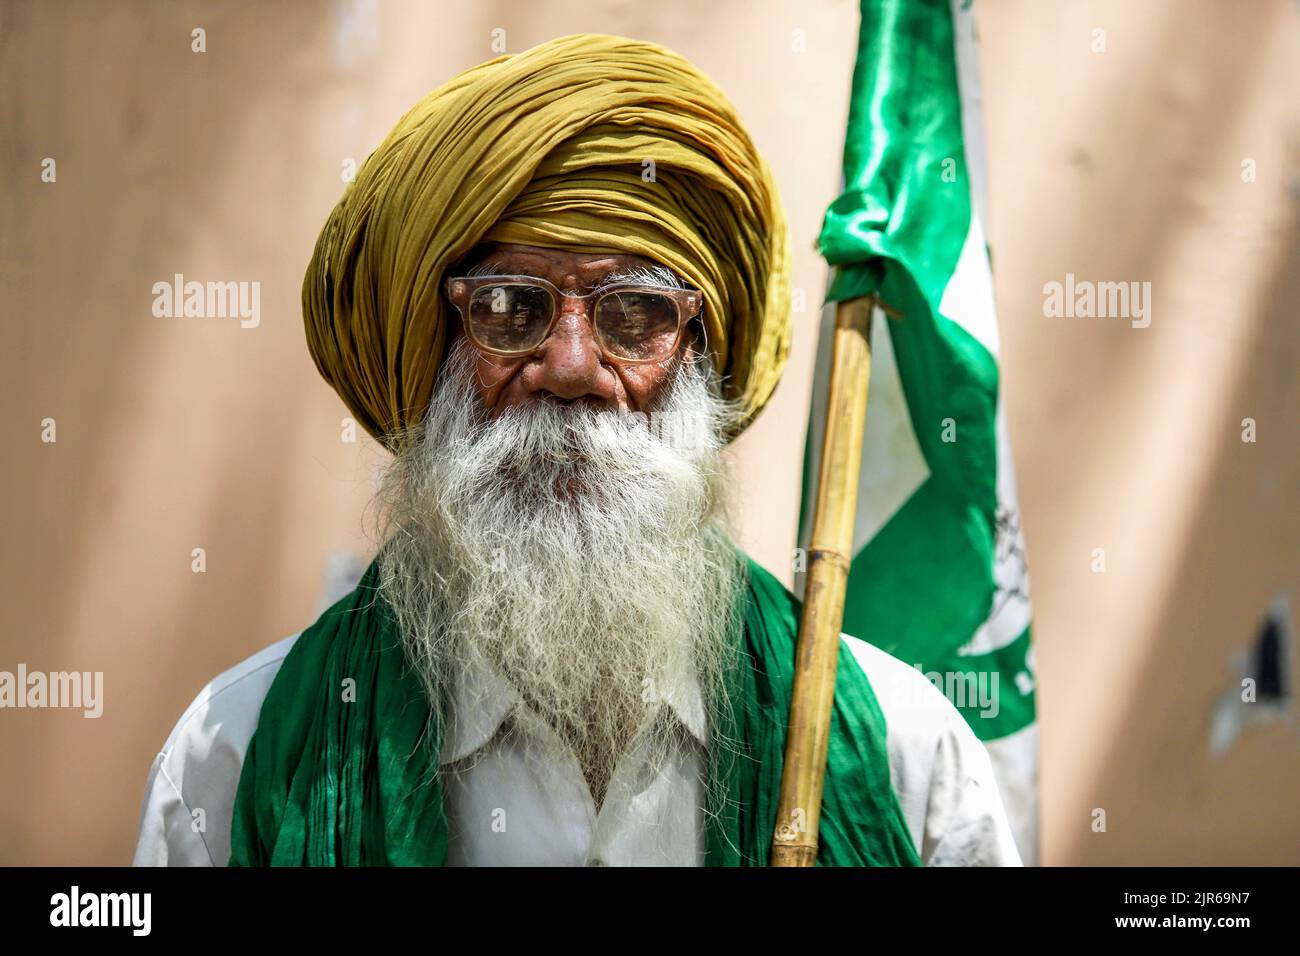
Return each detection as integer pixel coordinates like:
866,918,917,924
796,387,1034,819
649,665,708,747
438,645,520,765
437,648,709,766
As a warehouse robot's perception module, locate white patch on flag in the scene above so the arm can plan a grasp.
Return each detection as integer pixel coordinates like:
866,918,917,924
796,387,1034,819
945,0,999,360
850,307,931,555
950,0,990,234
959,404,1032,656
938,215,1000,359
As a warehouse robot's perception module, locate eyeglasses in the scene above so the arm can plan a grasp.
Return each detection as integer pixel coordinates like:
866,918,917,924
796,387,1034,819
444,274,703,364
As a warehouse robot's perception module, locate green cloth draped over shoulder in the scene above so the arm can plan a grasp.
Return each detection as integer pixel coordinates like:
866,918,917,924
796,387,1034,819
229,557,921,867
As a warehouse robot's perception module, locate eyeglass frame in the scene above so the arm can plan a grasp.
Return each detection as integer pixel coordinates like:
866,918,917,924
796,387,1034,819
443,273,704,365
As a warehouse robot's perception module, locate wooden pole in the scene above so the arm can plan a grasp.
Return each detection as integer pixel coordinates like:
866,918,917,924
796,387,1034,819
770,294,874,867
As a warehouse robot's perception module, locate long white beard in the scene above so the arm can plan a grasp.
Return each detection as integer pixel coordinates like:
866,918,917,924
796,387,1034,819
376,339,743,800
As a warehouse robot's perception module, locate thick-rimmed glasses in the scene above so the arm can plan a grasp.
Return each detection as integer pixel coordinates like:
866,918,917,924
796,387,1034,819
444,274,702,364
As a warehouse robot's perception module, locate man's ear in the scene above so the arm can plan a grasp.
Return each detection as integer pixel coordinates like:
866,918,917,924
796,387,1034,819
444,309,464,342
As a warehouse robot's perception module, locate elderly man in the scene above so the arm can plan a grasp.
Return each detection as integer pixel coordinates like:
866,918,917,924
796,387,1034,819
133,34,1021,867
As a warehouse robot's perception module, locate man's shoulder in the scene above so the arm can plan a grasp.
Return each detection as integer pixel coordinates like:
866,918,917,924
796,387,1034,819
838,632,1023,866
158,634,300,756
839,632,963,740
837,630,994,779
134,635,300,866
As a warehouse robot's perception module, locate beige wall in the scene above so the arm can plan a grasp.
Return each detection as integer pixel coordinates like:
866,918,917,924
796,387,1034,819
1,0,1297,865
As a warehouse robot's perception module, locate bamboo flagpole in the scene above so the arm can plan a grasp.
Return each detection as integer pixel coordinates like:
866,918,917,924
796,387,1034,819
770,293,875,867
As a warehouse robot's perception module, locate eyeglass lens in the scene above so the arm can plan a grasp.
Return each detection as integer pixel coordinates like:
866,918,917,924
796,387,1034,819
467,284,680,360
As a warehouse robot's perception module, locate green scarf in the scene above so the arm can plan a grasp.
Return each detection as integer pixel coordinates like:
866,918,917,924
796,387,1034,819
229,556,921,866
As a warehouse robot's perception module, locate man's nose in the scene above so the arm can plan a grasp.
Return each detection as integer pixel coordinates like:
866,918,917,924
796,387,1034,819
528,300,615,403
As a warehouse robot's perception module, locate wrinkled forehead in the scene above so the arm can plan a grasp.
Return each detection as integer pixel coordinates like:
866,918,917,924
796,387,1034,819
457,242,681,291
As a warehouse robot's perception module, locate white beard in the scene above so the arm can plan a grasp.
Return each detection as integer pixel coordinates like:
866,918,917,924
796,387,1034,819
376,339,743,801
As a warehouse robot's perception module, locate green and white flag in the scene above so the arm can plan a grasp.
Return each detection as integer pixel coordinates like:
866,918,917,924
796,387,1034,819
801,0,1038,862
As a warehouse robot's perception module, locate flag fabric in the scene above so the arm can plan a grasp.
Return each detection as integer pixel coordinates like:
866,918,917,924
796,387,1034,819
802,0,1038,862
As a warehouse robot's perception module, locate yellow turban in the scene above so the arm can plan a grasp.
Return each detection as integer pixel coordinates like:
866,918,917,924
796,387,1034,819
303,33,791,444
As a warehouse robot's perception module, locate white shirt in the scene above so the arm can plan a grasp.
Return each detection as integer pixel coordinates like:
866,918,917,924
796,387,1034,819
132,633,1022,867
